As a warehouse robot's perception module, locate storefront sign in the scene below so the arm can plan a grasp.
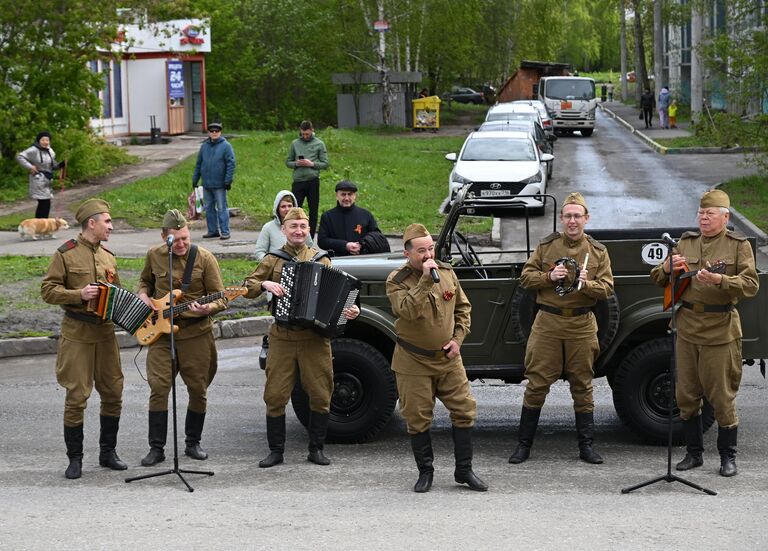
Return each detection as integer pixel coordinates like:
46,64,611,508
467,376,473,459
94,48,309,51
168,61,184,99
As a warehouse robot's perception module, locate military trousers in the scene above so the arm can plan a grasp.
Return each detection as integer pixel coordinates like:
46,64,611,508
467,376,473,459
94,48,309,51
676,337,742,428
394,362,477,434
522,331,599,413
56,336,123,426
264,326,333,417
147,331,218,412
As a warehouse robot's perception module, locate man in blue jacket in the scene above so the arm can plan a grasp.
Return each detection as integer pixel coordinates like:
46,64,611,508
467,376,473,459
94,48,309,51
193,122,236,240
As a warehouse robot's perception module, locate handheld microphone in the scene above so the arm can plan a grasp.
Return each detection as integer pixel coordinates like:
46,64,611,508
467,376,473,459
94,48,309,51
430,268,441,283
660,233,677,248
166,234,175,248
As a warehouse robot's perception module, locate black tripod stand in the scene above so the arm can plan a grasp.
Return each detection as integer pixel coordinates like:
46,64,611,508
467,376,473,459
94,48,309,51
622,240,715,496
126,235,214,492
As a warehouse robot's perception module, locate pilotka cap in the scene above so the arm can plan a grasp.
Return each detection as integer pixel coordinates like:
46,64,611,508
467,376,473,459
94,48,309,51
162,209,187,230
403,223,431,244
700,189,730,209
75,198,111,224
282,207,309,223
562,192,589,214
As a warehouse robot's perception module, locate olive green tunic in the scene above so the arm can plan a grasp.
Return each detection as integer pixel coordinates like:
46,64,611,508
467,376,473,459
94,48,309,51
41,234,123,426
520,232,614,412
650,229,758,426
386,261,476,433
138,244,226,412
244,243,334,417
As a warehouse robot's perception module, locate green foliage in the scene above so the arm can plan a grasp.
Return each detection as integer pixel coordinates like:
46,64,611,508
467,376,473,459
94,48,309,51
721,174,768,234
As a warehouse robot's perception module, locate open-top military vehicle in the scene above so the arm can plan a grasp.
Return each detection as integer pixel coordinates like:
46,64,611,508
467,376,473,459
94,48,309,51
289,185,768,445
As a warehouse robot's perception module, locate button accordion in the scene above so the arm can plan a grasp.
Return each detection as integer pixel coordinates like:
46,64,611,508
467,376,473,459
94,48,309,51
272,262,360,337
87,283,153,335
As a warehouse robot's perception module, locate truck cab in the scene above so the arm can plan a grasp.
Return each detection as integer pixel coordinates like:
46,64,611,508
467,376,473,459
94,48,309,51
538,76,597,137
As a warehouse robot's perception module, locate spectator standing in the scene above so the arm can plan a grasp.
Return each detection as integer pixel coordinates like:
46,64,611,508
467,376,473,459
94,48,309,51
285,120,329,237
658,86,672,129
193,122,236,240
640,88,656,129
669,99,679,129
606,82,614,102
253,190,314,261
17,131,65,219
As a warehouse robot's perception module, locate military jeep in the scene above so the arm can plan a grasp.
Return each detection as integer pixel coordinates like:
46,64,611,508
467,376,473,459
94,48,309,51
290,186,768,445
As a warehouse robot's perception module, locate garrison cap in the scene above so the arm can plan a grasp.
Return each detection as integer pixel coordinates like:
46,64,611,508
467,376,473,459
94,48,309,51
403,223,431,244
700,189,730,209
282,207,309,223
561,192,588,214
162,209,187,230
75,198,111,224
335,180,358,192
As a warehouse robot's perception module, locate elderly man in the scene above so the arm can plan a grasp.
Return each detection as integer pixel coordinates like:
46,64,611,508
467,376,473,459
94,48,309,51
41,198,126,479
193,122,236,240
651,189,758,477
509,192,614,466
137,210,228,466
386,223,487,493
317,180,387,256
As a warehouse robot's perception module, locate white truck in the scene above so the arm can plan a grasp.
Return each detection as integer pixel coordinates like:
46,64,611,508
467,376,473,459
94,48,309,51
538,76,597,137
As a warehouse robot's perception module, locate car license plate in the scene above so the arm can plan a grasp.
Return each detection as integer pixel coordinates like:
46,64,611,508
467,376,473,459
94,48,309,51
561,101,572,109
480,189,511,197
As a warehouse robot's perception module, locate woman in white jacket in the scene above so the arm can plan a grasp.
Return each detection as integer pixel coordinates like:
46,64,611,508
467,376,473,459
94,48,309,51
16,131,65,219
253,190,314,261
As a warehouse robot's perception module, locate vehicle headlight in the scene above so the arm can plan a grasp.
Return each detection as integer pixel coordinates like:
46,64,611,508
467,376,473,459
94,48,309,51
452,172,472,186
519,172,542,184
586,109,596,120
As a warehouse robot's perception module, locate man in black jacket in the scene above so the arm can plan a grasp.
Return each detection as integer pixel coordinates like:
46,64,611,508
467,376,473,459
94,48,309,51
318,180,386,256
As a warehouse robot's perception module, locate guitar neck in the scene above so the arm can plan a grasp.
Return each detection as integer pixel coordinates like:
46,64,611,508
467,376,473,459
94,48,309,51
164,292,226,320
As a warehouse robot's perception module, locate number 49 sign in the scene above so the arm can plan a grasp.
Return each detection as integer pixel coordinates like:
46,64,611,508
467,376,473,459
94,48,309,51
641,242,668,266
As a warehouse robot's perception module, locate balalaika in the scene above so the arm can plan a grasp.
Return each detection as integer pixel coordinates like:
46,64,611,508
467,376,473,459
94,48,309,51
273,262,361,337
87,282,153,335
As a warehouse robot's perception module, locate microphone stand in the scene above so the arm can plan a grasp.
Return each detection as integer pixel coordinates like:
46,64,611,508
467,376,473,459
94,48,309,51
622,241,715,495
126,238,214,492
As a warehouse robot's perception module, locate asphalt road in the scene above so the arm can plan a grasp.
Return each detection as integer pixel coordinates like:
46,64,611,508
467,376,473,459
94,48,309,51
1,337,766,550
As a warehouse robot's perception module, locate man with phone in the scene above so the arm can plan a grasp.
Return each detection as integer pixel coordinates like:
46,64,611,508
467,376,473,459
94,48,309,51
285,120,329,237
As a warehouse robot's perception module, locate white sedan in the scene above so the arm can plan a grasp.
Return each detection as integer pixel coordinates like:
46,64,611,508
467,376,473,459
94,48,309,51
444,130,553,215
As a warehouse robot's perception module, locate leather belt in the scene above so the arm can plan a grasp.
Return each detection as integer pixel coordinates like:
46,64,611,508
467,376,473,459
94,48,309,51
538,304,591,317
175,316,208,328
681,301,734,313
65,310,105,324
396,337,445,359
276,322,307,332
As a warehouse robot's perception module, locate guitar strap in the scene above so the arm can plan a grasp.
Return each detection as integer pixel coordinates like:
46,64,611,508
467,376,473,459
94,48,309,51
181,244,198,292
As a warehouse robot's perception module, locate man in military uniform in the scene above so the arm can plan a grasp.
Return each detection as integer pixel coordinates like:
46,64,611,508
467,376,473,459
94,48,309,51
244,207,359,468
41,198,127,479
509,192,614,466
651,189,758,477
137,210,228,466
386,223,487,493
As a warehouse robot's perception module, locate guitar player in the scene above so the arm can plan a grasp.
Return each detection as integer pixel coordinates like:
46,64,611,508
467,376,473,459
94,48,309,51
651,189,759,478
137,209,228,467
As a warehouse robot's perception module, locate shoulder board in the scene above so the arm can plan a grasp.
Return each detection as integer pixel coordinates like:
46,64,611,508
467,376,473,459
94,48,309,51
267,250,295,262
310,250,329,262
101,246,115,257
435,259,452,270
57,239,77,253
391,266,411,284
726,230,747,241
585,234,606,251
680,230,700,240
539,232,560,245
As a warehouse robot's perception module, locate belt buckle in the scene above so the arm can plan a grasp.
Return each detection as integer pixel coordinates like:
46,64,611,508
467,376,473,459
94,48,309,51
693,303,705,313
561,307,574,317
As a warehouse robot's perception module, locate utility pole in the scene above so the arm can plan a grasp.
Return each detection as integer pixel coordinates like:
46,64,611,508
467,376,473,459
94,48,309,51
620,0,628,101
690,4,704,124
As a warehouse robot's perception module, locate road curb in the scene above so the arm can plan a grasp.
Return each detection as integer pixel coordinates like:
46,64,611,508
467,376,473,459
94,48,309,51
0,315,273,360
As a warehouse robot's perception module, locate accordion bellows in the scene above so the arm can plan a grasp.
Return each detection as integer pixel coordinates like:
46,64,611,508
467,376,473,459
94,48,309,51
88,283,153,335
273,262,360,337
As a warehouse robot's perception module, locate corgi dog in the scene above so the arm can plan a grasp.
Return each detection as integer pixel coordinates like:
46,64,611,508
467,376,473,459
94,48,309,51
18,218,70,240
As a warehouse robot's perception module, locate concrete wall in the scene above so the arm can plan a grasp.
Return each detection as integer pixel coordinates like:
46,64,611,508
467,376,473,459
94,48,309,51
126,58,169,134
337,93,407,128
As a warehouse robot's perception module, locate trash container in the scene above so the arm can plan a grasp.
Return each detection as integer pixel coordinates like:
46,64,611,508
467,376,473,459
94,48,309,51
412,96,441,131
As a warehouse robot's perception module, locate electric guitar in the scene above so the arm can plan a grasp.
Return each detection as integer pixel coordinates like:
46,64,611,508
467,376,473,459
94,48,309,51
663,261,726,311
135,286,248,345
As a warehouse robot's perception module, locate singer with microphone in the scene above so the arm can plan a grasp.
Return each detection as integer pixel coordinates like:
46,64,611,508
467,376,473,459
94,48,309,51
136,209,228,467
385,223,487,493
509,192,614,466
650,189,758,477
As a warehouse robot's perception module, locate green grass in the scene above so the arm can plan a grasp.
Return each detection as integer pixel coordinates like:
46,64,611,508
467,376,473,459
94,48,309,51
101,128,467,235
439,102,489,126
720,174,768,234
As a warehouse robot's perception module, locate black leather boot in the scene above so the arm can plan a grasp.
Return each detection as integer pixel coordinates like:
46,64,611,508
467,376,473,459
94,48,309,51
452,426,488,491
259,415,286,468
509,406,541,464
64,424,84,479
307,411,331,465
98,415,127,470
141,410,167,467
575,411,603,464
676,414,704,471
410,431,434,493
717,426,738,477
184,409,208,460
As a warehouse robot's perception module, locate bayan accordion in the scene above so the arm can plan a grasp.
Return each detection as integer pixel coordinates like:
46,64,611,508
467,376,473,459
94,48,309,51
272,262,360,337
87,283,152,335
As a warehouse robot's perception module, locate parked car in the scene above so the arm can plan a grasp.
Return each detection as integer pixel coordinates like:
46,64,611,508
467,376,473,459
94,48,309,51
445,86,485,104
485,103,544,129
477,119,556,178
443,130,553,214
510,99,554,135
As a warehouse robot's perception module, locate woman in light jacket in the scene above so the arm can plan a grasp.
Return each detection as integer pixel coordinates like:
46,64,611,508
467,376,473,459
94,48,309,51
253,190,314,261
16,131,65,219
